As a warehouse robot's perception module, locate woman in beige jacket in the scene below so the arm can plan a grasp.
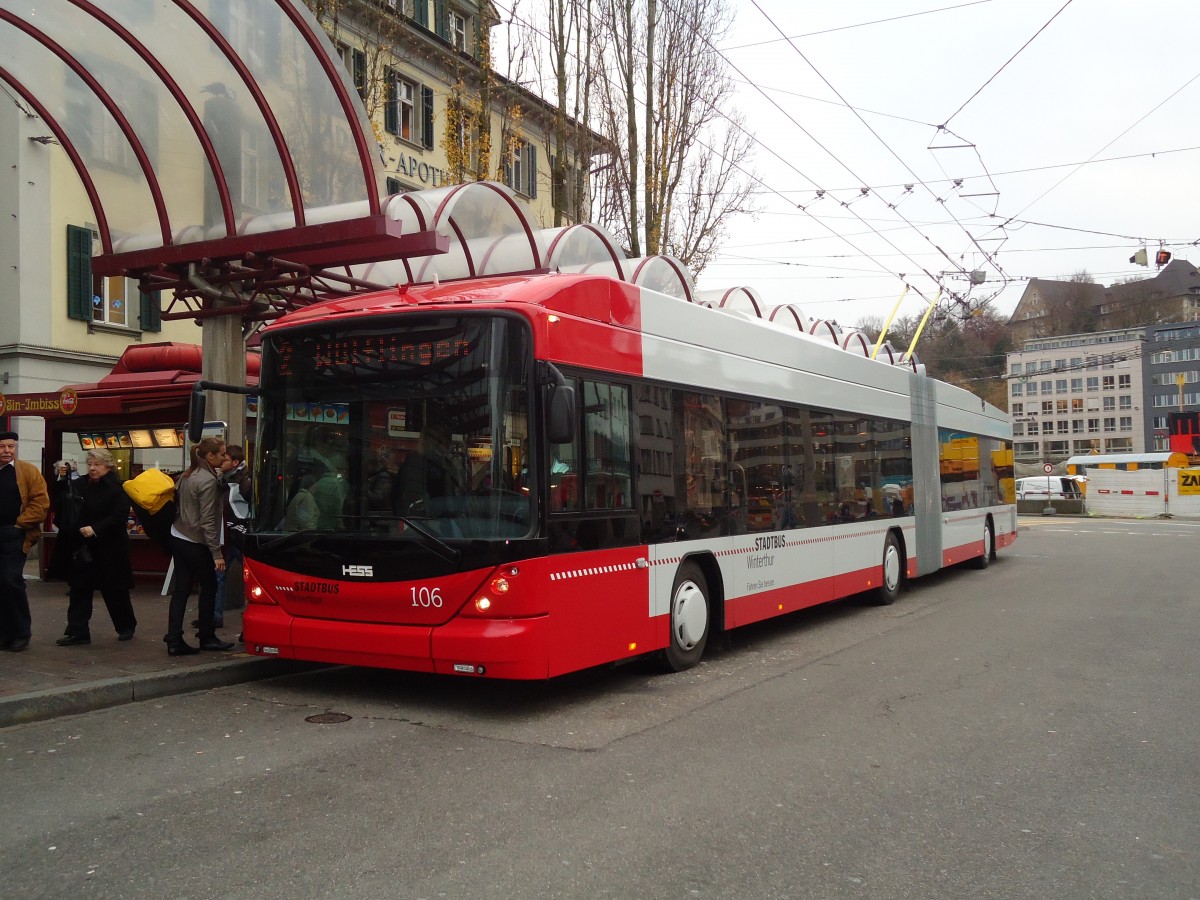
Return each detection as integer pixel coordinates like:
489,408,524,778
164,436,232,655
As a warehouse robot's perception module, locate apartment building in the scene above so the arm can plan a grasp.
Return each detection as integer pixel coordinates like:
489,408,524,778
1007,329,1146,465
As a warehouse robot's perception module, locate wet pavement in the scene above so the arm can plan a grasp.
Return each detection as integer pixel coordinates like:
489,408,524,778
0,559,315,728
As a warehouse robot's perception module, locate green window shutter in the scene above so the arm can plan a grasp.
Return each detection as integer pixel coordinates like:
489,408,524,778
139,289,161,333
422,86,434,150
385,177,402,195
413,0,428,28
66,225,93,322
352,49,367,100
384,68,398,135
526,144,538,198
434,0,449,39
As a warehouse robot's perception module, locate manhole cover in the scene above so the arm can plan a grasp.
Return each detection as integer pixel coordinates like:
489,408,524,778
305,712,352,724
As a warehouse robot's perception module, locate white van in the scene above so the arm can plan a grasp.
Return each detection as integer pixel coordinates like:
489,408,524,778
1015,476,1082,501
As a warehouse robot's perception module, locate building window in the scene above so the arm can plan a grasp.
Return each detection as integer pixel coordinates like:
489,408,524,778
1057,421,1069,434
1106,438,1133,453
1056,400,1068,414
1119,395,1131,410
93,274,132,327
1119,417,1133,432
1027,383,1038,396
1118,374,1131,389
1103,397,1115,411
65,225,160,332
1070,378,1083,392
1087,418,1099,433
1042,401,1053,415
1013,423,1025,436
1104,417,1116,431
1086,376,1099,391
1014,442,1039,460
337,43,367,99
1056,379,1067,393
1102,376,1115,390
1072,420,1084,434
398,76,416,142
505,138,539,197
450,10,468,51
385,70,434,149
1011,382,1023,396
1012,402,1023,414
1041,381,1053,394
1071,398,1083,413
1027,421,1039,436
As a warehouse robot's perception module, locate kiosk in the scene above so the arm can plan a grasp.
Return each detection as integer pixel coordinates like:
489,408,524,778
0,342,259,581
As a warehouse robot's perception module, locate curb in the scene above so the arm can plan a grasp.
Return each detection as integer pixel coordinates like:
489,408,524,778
0,657,325,729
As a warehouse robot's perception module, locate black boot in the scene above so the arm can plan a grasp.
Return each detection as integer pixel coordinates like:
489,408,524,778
164,635,199,656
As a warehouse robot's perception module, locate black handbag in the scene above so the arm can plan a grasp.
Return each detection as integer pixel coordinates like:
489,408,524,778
58,479,84,534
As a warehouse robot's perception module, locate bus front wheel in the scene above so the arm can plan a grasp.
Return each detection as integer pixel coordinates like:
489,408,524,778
663,561,710,672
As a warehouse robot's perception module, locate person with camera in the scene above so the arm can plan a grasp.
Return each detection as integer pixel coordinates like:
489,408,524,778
55,448,137,645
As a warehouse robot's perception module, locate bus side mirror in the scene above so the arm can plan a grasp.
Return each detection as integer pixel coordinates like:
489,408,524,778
541,362,576,445
187,388,207,443
547,384,575,445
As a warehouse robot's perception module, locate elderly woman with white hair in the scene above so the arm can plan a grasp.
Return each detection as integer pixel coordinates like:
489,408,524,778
55,447,137,645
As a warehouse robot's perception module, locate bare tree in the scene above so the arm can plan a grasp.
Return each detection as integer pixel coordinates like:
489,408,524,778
542,0,600,225
589,0,756,274
1040,271,1101,336
1105,276,1170,328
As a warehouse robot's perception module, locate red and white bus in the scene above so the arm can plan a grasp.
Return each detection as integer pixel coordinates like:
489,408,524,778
198,187,1016,679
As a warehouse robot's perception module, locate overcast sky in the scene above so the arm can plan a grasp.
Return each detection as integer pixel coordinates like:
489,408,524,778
696,0,1200,330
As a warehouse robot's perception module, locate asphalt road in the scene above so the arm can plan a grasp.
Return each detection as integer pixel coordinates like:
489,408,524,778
1,517,1197,899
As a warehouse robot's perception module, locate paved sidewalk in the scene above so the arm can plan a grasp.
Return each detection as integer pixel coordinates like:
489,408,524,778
0,561,315,728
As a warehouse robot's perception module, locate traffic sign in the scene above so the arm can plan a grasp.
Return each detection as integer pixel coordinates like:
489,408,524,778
1043,463,1054,474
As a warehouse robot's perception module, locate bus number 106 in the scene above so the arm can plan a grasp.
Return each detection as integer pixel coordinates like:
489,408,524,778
411,587,443,608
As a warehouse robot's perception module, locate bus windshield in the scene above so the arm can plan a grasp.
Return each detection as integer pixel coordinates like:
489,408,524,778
254,314,534,543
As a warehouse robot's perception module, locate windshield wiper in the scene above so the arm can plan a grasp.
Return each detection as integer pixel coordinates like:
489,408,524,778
340,514,462,565
260,529,323,554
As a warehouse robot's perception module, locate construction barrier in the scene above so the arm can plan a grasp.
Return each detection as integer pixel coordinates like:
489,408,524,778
1084,467,1200,518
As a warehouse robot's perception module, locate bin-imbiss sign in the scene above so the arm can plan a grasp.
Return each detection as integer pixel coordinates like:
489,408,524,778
0,390,80,418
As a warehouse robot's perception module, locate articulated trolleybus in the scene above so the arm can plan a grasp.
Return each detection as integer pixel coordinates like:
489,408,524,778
198,183,1016,679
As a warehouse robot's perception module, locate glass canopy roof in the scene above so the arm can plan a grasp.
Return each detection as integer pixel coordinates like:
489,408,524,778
0,1,915,365
0,0,379,254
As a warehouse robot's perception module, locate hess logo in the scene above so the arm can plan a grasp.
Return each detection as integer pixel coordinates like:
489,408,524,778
342,564,374,577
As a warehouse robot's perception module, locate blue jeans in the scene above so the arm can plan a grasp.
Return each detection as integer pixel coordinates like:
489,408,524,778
212,544,242,624
0,526,31,643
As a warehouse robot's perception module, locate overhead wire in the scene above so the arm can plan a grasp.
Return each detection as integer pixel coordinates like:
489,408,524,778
940,0,1075,128
721,0,995,52
747,0,1014,293
489,0,946,307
